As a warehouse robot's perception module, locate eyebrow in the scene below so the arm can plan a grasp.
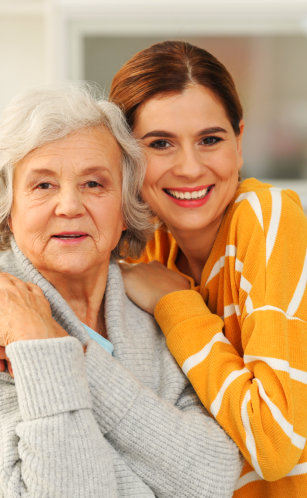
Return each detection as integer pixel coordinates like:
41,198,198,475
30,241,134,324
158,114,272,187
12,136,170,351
140,127,227,140
26,166,111,178
25,168,56,182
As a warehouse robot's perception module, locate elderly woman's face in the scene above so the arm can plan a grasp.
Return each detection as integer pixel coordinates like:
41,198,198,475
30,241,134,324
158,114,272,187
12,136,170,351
9,126,125,280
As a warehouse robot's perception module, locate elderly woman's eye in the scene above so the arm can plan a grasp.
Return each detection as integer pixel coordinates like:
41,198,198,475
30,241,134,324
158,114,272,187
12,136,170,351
86,181,102,188
37,182,52,189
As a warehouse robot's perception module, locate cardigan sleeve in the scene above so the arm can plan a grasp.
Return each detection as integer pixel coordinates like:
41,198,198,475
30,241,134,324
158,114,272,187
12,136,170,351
84,338,242,498
154,188,307,481
0,337,117,498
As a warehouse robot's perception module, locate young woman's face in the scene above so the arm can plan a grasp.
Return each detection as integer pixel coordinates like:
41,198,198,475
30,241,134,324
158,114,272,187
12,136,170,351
133,84,244,238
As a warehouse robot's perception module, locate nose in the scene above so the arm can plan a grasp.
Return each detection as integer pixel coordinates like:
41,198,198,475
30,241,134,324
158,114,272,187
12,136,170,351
173,146,204,179
54,186,85,217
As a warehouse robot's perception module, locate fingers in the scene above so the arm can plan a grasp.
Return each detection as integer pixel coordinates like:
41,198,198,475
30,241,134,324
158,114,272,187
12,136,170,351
0,347,13,377
0,273,47,311
26,282,45,297
0,346,7,359
0,273,43,294
7,361,14,378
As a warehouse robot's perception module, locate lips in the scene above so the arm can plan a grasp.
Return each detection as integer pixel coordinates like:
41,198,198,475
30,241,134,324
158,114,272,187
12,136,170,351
52,232,88,239
164,185,214,200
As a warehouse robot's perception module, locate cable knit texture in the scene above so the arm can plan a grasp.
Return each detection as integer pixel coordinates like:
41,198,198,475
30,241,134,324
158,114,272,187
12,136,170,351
0,240,241,497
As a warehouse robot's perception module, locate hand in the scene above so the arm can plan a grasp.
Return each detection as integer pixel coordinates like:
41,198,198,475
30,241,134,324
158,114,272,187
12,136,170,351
120,261,190,314
0,346,13,376
0,273,68,346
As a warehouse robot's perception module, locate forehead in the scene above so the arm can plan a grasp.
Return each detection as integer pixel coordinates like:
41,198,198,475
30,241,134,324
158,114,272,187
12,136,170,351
134,84,229,130
18,125,122,170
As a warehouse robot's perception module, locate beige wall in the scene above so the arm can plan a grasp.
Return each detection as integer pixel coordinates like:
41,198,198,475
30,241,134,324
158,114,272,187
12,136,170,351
0,15,46,111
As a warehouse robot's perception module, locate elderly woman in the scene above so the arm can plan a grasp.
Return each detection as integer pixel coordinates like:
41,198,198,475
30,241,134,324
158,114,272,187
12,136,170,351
0,84,241,498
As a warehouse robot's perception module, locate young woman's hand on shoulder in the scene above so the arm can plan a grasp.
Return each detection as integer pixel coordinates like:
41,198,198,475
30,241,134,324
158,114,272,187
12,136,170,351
120,261,190,314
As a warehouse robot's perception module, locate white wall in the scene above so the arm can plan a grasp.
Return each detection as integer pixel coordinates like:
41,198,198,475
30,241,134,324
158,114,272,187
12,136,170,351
0,0,306,208
0,14,46,110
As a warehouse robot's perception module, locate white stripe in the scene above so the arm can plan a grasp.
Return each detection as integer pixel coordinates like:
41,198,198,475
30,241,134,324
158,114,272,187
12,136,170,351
247,304,305,322
206,245,236,284
266,188,282,264
235,462,307,490
206,256,225,284
235,258,243,273
210,368,250,417
224,303,241,318
241,391,263,478
235,191,264,229
244,355,307,385
287,249,307,317
245,295,254,314
240,275,252,294
287,462,307,476
255,379,306,449
182,332,230,375
225,244,237,257
235,471,261,490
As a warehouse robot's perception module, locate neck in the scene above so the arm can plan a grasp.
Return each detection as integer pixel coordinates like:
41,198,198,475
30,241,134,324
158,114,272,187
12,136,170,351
171,216,223,284
41,266,109,335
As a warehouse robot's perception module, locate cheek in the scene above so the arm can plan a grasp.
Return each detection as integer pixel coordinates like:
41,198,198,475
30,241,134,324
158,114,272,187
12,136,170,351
143,158,156,185
217,149,241,181
96,199,125,232
143,150,169,185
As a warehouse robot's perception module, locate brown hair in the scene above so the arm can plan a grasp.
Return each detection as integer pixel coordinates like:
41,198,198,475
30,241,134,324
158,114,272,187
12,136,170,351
110,40,243,135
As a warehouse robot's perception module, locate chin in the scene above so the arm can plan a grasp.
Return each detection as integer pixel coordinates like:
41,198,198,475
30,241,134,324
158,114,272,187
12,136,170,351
38,259,95,280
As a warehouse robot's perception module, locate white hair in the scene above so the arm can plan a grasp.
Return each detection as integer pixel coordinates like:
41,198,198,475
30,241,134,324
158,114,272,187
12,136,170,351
0,82,154,257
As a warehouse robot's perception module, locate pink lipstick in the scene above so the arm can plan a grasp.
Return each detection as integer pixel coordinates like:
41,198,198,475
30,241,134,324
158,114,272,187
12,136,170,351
163,185,214,207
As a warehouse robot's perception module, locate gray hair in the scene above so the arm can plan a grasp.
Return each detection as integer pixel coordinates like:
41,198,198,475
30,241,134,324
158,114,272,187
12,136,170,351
0,82,154,257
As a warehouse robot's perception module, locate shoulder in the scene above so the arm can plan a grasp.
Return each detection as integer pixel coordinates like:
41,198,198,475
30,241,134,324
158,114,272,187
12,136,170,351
107,262,190,399
227,178,306,235
0,248,20,276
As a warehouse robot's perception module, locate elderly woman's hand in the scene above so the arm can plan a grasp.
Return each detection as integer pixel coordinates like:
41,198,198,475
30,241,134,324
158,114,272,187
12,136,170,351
120,261,190,315
0,273,68,347
0,346,13,376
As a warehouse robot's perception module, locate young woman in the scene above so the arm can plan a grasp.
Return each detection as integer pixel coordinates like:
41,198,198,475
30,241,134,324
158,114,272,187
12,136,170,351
110,40,307,497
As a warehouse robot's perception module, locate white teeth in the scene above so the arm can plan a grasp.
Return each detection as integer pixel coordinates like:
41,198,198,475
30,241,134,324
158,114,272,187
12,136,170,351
166,187,210,200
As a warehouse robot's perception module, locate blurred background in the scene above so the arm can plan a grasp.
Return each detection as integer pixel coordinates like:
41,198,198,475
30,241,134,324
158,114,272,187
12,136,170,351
1,0,307,209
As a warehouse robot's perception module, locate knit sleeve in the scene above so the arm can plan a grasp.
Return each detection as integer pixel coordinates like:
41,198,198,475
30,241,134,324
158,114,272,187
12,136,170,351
0,337,117,498
84,338,242,498
154,188,307,482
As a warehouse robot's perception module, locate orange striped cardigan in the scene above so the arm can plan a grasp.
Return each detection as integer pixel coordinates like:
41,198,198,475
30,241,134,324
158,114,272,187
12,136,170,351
132,178,307,497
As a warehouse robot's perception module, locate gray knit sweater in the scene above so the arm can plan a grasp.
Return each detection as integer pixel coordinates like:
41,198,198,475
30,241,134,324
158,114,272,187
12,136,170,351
0,241,241,497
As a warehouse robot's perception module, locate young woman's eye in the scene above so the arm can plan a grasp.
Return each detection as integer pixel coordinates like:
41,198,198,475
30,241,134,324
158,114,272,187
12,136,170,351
149,139,171,149
201,136,222,146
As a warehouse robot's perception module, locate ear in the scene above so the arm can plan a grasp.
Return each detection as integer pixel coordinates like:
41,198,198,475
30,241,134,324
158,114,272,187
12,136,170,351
121,218,127,232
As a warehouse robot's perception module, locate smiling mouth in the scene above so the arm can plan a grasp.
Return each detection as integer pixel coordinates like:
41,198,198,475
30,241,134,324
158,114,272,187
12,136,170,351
164,185,214,200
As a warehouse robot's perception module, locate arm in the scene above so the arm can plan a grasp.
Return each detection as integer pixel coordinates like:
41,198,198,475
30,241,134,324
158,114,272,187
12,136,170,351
154,190,307,481
0,275,117,497
84,338,242,498
0,338,117,498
